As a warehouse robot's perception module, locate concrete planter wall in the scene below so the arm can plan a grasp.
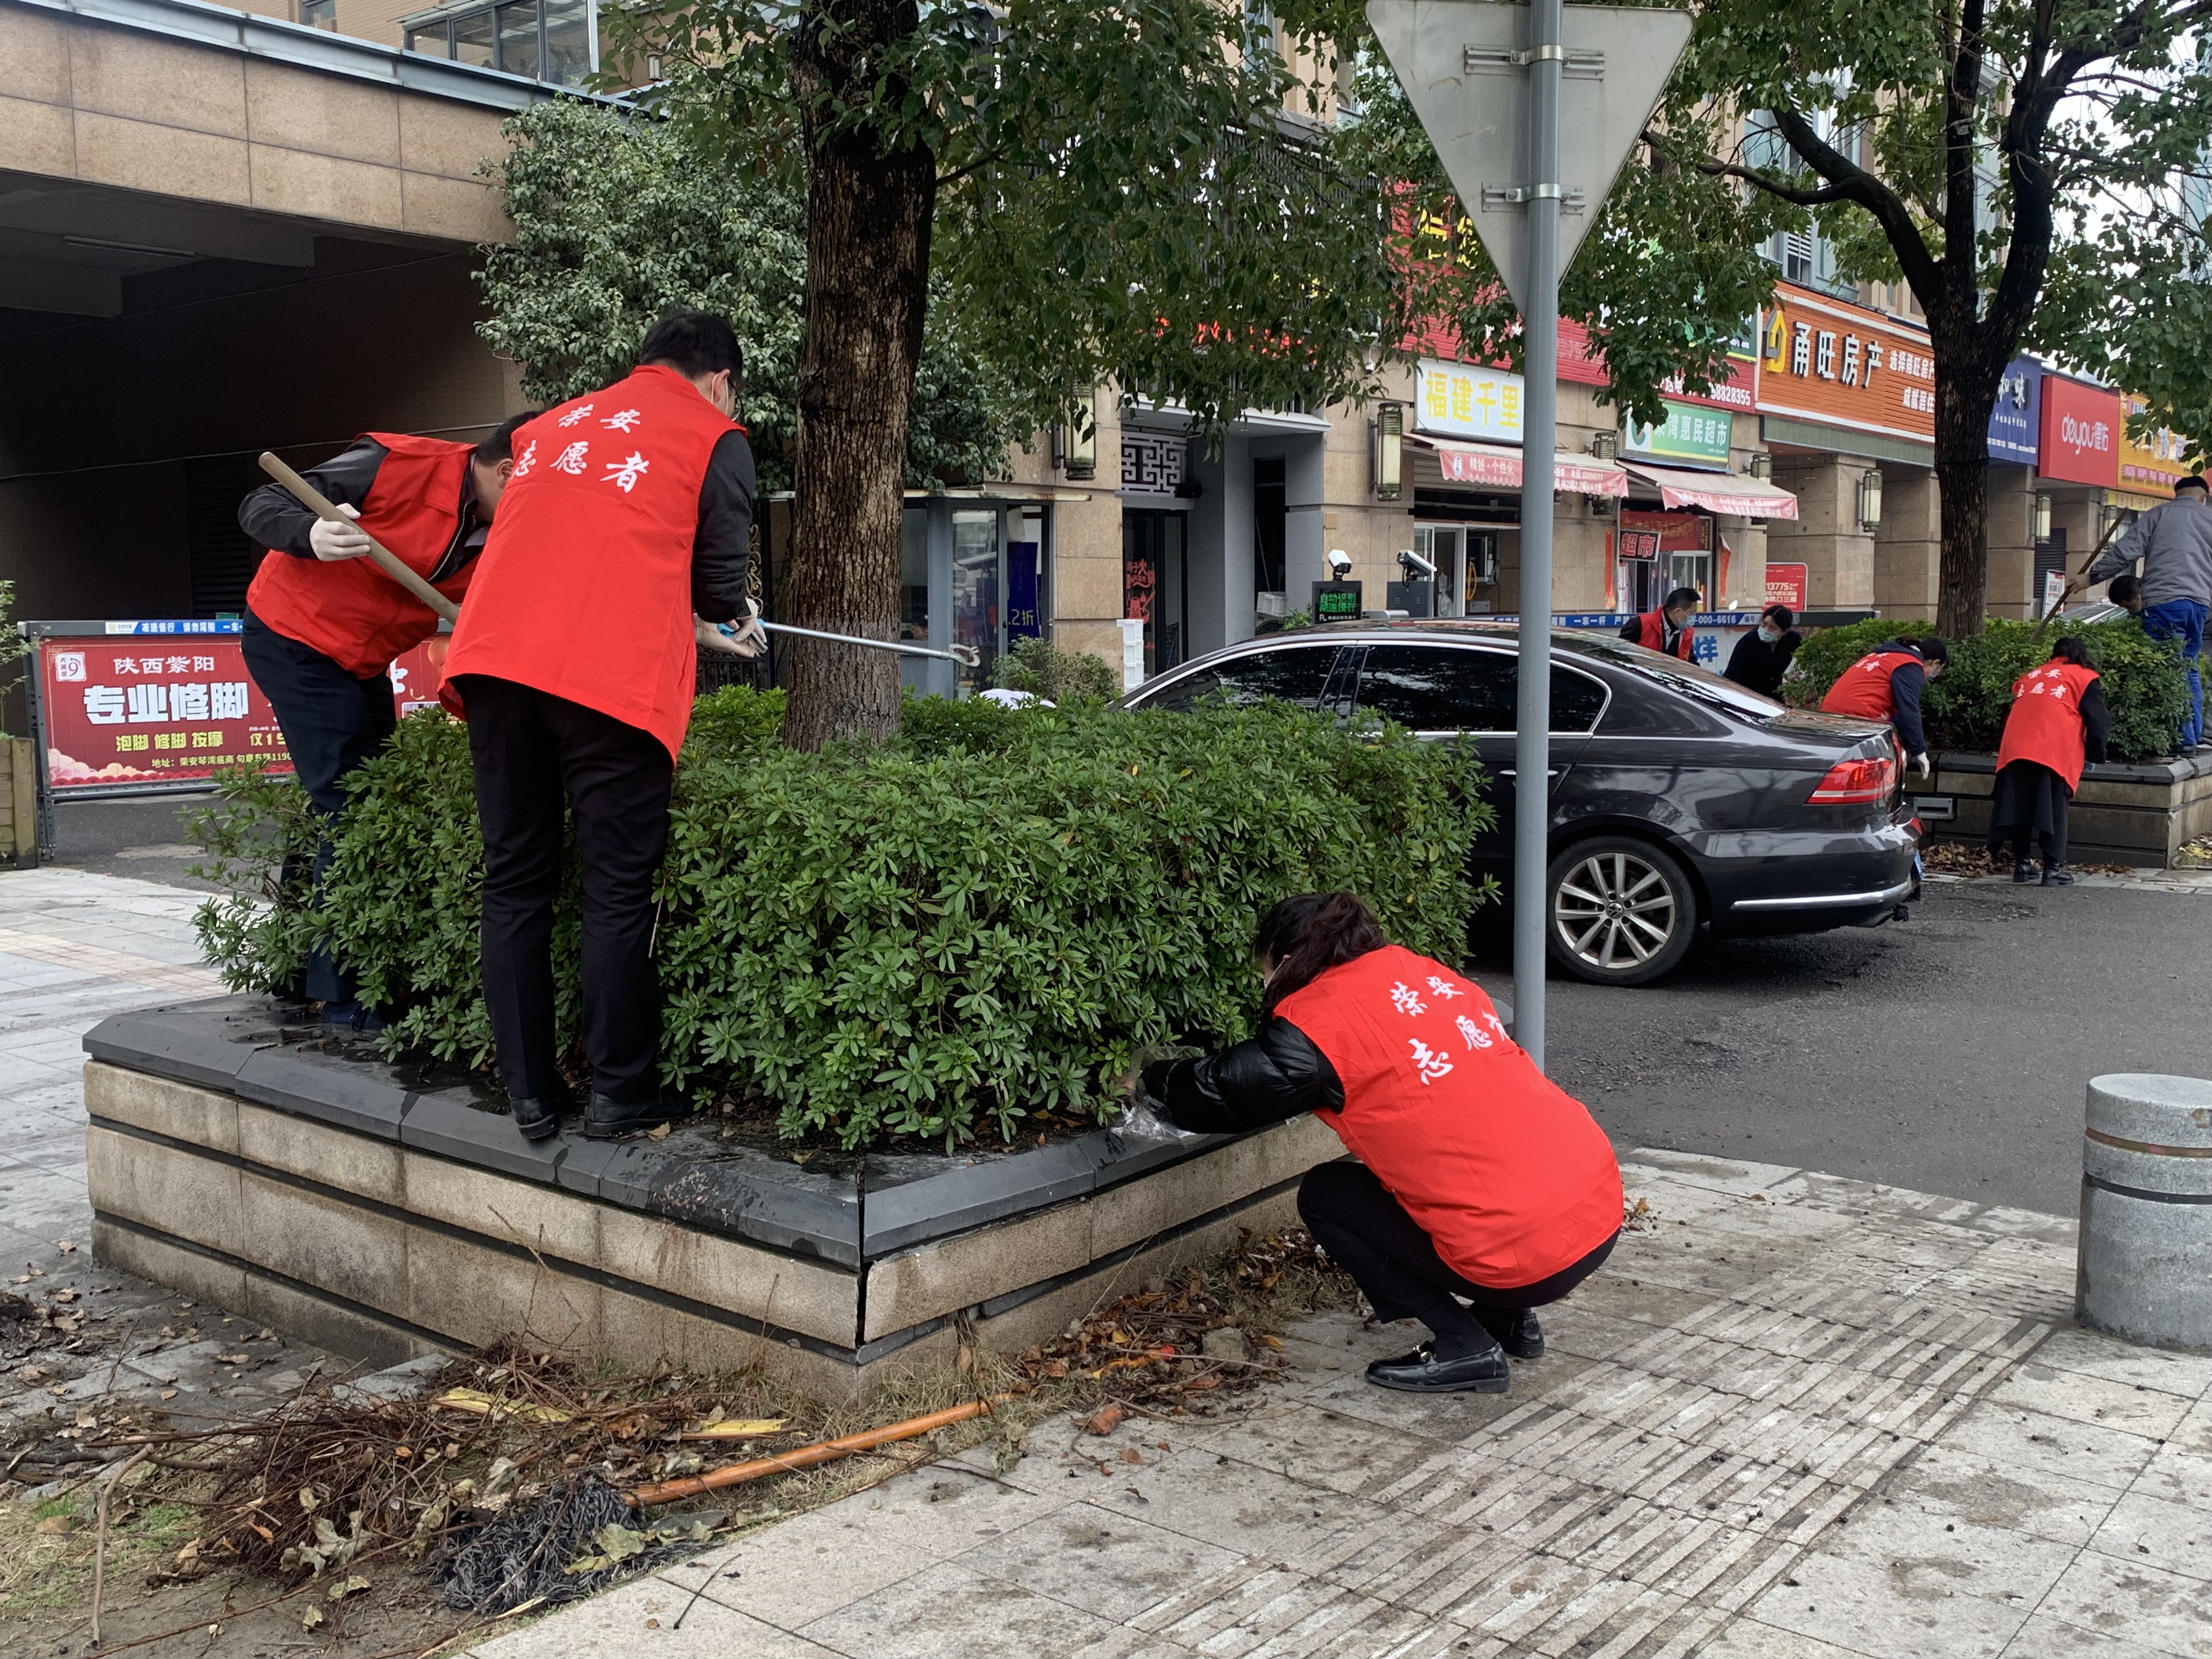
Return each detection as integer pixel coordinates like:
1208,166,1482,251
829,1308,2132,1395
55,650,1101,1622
81,997,1340,1398
1914,751,2212,868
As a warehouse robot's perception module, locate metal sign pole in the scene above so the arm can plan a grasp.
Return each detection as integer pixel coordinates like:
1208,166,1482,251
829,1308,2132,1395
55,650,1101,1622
1512,0,1563,1070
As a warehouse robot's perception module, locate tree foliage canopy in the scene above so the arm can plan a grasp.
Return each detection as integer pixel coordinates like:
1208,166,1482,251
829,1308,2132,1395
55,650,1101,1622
476,99,1023,492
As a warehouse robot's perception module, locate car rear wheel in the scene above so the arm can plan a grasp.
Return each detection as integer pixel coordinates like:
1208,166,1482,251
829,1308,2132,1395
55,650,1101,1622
1545,836,1696,986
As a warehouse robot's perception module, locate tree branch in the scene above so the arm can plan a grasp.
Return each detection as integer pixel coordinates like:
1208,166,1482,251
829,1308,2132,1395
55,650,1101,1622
1764,104,1943,298
1661,134,1866,207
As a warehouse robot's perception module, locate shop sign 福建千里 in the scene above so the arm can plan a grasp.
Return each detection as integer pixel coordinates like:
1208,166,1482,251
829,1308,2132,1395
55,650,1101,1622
1985,357,2042,465
2037,376,2122,489
1416,358,1527,444
1623,399,1735,469
1756,284,1936,444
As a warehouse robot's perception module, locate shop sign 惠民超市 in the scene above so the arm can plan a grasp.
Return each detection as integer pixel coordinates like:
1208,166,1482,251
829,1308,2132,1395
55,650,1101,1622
1755,284,1936,445
1623,399,1735,469
1417,357,1526,444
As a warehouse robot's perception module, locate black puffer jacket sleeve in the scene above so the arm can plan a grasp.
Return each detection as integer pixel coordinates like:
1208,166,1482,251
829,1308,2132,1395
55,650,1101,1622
1140,1018,1345,1134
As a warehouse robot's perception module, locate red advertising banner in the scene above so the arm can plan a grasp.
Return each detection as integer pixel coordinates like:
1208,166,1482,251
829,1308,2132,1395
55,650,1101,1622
31,625,453,794
1764,562,1809,612
2038,375,2124,488
37,633,292,790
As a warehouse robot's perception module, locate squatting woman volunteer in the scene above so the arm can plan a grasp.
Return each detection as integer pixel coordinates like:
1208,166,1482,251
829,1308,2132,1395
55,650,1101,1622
1141,894,1622,1395
1986,636,2108,887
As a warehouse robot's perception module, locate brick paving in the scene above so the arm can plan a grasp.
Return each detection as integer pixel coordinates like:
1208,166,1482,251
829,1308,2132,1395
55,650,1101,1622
462,1152,2212,1659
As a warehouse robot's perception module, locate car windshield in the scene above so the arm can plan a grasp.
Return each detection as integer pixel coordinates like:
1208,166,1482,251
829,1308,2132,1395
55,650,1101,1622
1552,631,1785,721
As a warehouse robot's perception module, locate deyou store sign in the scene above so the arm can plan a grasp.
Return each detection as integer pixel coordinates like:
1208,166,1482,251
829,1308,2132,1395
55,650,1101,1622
24,619,445,799
2038,376,2123,489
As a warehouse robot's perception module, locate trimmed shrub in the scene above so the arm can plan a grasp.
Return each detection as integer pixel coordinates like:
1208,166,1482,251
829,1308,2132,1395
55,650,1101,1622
194,689,1487,1148
991,635,1119,702
1782,616,2187,763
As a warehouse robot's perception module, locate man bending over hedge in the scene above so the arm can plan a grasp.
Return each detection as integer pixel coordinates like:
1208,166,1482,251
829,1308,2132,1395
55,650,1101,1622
2084,473,2212,755
441,310,762,1141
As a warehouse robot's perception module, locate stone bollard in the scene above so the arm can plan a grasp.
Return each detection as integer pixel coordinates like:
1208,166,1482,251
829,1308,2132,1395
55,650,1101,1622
2078,1073,2212,1349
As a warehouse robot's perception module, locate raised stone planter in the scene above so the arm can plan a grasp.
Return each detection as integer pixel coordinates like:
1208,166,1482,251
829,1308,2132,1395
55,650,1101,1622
1914,751,2212,868
81,997,1339,1398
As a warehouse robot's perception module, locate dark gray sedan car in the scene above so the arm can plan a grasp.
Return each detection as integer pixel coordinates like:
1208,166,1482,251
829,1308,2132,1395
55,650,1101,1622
1123,620,1920,985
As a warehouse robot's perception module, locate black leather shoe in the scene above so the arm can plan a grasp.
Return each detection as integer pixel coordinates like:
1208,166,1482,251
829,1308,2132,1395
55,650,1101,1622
2012,859,2038,884
1365,1342,1510,1394
1477,1307,1544,1359
2041,863,2074,886
510,1095,563,1141
583,1092,681,1140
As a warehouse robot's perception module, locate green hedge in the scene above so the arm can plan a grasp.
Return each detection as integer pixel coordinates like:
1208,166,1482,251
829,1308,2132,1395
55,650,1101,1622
1782,616,2188,763
193,688,1487,1148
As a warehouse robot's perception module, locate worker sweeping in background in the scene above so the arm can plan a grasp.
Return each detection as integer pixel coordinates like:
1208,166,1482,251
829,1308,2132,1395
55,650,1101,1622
440,309,763,1142
1987,636,2108,886
1137,893,1622,1395
236,414,535,1030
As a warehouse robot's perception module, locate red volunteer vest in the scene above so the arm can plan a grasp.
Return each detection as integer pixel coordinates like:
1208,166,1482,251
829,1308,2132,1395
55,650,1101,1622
1820,650,1921,724
441,365,740,761
1635,610,1695,659
1275,945,1623,1288
1996,659,2100,791
245,435,476,678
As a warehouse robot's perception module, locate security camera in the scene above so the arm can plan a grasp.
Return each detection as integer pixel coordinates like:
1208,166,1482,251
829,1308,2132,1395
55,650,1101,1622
1397,548,1437,579
1325,549,1353,577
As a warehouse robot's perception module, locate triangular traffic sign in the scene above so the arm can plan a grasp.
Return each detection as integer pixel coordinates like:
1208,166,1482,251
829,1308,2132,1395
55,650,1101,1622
1366,1,1694,314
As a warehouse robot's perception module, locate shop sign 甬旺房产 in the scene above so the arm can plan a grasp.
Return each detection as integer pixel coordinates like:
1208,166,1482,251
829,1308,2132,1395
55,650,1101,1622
1755,283,1936,444
1416,357,1527,444
1623,399,1735,469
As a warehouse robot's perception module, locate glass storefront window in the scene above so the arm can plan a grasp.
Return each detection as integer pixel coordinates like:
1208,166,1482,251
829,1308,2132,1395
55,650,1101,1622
952,510,1000,695
495,1,539,76
452,8,495,66
542,0,592,86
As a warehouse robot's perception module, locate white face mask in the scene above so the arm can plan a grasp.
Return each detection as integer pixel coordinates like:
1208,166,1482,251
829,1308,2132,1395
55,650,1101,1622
1758,625,1782,643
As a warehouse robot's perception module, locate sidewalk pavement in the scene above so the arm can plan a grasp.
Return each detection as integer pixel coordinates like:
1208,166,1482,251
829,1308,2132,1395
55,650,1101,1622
463,1151,2212,1659
0,867,223,1272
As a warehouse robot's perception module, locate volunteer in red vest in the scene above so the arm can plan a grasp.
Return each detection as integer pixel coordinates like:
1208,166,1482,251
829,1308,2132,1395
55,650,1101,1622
236,413,535,1030
1987,636,2107,886
1819,634,1949,776
1139,893,1622,1395
1618,586,1700,660
441,310,761,1142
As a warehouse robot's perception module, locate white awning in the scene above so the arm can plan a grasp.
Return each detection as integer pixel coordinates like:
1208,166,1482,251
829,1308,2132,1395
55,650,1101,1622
1410,436,1629,495
1623,461,1800,519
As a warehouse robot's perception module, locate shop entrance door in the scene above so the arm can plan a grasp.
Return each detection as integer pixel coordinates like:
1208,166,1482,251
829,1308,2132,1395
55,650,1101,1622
1124,509,1188,675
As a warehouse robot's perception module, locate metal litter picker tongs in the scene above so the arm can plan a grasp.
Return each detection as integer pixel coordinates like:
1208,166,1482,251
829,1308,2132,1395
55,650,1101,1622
257,452,980,667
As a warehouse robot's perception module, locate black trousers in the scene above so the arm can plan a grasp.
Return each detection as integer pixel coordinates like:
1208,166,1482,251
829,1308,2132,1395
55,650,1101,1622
240,610,397,1005
1298,1160,1618,1323
456,674,673,1104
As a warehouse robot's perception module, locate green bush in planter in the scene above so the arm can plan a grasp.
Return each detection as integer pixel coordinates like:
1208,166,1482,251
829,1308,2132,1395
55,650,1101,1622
1781,616,2186,763
194,687,1487,1148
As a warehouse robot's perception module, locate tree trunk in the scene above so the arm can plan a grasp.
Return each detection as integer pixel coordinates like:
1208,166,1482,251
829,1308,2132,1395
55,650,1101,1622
782,0,935,751
1931,362,2002,641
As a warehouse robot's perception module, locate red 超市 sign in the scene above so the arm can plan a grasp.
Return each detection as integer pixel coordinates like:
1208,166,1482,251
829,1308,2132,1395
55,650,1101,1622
34,632,452,793
2038,375,2124,488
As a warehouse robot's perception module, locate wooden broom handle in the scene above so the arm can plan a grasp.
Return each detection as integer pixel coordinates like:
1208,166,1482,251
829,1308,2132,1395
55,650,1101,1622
258,452,460,624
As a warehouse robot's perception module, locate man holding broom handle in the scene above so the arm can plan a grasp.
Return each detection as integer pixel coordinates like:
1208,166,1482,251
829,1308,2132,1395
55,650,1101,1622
236,415,535,1030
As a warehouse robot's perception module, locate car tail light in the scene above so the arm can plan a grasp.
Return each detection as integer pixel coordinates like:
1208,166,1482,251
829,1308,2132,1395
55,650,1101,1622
1808,753,1897,804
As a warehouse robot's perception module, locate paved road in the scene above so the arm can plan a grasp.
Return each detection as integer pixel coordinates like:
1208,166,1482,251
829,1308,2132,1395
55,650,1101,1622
42,791,218,890
1509,880,2212,1217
